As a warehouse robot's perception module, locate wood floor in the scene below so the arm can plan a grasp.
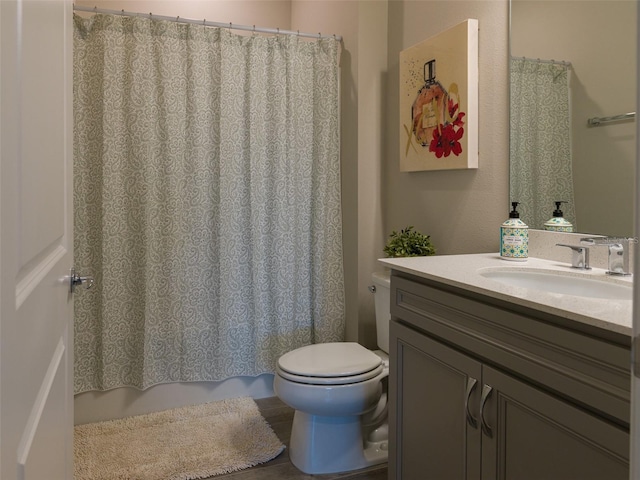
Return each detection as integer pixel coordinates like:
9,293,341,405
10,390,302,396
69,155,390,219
205,396,388,480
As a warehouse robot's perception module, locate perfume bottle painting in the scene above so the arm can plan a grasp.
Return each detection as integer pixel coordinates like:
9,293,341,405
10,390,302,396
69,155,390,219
412,60,447,146
399,19,478,172
410,58,466,159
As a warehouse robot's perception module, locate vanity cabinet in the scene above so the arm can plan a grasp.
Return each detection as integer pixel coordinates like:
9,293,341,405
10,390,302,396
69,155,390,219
388,272,630,480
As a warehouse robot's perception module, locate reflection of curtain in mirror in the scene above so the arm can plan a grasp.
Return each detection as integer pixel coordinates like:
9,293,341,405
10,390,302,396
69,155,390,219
510,58,575,229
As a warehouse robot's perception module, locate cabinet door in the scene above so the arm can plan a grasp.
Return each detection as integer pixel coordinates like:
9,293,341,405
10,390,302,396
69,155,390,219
481,366,629,480
390,321,482,480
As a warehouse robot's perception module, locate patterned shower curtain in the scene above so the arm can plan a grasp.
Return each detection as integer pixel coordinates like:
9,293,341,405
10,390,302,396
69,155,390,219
73,14,344,393
510,58,576,229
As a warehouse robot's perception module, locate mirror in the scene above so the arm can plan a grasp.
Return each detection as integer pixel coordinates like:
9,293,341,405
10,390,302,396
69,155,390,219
509,0,636,237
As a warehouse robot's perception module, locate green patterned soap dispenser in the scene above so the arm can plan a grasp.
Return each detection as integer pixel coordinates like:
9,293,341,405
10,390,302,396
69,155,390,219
544,201,573,232
500,202,528,261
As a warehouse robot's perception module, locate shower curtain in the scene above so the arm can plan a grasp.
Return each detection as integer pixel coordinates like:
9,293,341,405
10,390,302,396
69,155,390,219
73,14,344,393
510,58,576,229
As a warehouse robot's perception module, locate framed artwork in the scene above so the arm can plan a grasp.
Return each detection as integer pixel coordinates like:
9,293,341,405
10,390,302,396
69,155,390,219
399,19,478,172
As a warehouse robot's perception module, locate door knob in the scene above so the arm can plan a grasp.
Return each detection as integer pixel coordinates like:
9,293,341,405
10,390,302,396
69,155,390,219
70,267,94,293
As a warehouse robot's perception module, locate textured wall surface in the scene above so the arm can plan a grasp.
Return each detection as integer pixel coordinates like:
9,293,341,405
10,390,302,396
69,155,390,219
385,1,509,256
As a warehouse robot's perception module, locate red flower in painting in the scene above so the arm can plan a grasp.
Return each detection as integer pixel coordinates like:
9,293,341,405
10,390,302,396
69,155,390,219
453,111,465,127
448,125,464,155
448,99,465,127
429,99,465,158
448,98,458,118
430,123,464,158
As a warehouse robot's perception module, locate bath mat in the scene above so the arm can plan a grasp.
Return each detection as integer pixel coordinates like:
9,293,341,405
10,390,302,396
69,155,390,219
74,396,285,480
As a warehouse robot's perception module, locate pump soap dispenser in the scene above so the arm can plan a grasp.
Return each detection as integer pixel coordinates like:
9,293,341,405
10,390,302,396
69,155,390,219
500,202,528,261
544,201,573,232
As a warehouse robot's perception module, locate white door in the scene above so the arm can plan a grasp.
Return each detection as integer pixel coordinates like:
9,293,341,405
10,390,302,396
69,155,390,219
0,0,74,479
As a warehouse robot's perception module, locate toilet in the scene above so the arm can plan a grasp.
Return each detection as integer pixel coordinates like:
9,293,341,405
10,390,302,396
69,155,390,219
273,271,391,474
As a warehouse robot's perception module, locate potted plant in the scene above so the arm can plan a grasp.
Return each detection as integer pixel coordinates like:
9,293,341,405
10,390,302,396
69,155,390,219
383,226,436,258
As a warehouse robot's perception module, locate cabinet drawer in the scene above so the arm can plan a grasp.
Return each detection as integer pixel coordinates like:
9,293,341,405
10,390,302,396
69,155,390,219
391,273,630,425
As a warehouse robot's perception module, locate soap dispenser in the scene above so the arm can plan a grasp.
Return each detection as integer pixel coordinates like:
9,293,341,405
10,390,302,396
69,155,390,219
500,202,528,261
544,201,573,232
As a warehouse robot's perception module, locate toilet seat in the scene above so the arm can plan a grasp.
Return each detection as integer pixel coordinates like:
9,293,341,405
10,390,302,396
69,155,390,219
276,364,384,385
277,342,384,386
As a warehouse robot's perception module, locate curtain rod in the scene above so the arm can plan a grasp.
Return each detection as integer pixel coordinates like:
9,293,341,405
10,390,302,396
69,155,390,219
73,4,343,41
511,56,571,67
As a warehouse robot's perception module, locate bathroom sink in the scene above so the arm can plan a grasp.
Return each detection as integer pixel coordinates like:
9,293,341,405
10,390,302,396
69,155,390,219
478,268,632,300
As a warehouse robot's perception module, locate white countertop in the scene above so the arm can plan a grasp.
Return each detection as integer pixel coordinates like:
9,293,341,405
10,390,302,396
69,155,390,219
379,253,633,337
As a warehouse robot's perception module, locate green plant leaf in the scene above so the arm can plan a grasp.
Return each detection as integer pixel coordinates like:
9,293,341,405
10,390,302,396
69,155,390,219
383,226,436,258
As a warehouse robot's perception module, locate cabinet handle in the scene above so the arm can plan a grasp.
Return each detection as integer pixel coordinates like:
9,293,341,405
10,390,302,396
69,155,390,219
465,377,478,428
480,384,493,438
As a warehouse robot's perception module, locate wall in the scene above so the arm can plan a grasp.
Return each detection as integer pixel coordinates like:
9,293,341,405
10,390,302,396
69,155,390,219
75,0,291,27
356,3,389,347
293,0,510,348
385,1,509,256
511,0,636,238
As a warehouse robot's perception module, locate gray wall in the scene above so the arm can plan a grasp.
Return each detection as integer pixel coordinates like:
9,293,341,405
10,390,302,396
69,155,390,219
306,0,511,348
384,0,509,258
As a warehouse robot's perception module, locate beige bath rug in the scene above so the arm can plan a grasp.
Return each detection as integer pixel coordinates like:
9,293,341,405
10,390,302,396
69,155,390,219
74,396,285,480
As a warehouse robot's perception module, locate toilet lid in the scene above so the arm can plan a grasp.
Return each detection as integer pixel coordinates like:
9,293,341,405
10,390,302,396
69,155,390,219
278,342,382,378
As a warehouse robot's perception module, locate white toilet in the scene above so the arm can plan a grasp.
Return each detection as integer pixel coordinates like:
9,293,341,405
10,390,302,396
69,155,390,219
273,271,391,474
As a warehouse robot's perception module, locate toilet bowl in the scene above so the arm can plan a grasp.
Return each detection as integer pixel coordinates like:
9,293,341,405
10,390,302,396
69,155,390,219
273,271,391,475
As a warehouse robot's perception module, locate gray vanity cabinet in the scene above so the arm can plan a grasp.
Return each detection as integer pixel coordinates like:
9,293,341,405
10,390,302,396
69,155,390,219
481,366,628,480
388,271,630,480
392,320,482,480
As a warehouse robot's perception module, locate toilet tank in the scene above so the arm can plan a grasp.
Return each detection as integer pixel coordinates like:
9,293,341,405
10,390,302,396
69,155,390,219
371,270,391,353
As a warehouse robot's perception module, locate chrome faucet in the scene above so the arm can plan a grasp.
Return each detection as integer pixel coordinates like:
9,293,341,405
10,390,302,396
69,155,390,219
580,237,635,276
556,243,591,270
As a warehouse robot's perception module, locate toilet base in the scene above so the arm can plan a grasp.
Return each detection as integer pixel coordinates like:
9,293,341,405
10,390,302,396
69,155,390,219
288,410,388,474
